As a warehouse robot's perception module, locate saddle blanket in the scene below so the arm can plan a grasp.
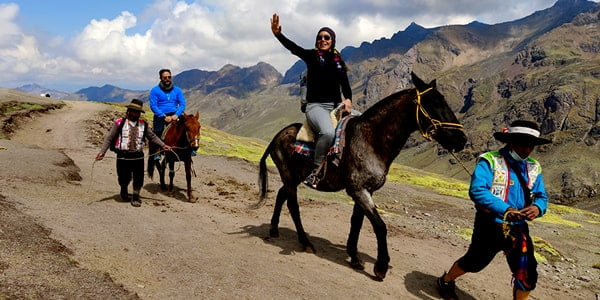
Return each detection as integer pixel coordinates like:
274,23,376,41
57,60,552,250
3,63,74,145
293,115,353,161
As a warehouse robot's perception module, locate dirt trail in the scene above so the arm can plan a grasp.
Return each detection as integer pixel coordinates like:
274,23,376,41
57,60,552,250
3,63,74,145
0,99,598,299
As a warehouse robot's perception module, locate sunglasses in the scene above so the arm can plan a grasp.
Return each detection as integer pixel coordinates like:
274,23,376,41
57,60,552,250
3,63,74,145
162,76,172,79
317,34,331,41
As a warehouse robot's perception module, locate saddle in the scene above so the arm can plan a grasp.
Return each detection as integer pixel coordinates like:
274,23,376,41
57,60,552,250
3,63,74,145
296,104,345,143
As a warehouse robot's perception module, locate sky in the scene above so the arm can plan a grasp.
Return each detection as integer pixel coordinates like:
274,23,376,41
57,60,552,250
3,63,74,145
0,0,584,92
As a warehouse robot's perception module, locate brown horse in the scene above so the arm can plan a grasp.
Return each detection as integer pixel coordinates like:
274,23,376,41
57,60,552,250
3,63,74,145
255,72,467,280
148,112,201,202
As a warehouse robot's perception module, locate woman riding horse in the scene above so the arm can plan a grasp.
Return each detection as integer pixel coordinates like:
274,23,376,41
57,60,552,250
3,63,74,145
256,72,467,280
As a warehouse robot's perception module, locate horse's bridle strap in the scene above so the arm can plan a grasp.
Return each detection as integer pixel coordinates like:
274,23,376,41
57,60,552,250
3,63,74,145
415,88,464,141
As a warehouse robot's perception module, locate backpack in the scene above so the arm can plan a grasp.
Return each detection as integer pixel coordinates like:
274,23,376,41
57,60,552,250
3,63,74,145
299,70,307,112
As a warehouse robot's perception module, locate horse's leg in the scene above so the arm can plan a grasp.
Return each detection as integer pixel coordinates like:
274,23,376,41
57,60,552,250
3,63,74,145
347,203,366,270
168,159,176,193
147,143,158,179
184,159,195,202
349,189,389,281
269,186,287,238
158,158,167,191
270,184,315,253
286,185,315,253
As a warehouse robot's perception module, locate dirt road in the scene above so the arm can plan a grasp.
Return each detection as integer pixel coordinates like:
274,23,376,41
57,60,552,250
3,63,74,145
0,98,598,299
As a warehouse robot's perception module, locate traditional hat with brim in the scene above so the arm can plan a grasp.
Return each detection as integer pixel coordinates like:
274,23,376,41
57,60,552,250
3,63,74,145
126,99,145,113
493,120,551,146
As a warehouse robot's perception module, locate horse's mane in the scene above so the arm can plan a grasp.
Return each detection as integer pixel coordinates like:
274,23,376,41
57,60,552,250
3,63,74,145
357,88,415,120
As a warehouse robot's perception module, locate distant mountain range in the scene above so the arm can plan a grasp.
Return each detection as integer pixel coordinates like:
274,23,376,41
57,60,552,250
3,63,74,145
14,0,600,206
15,84,72,99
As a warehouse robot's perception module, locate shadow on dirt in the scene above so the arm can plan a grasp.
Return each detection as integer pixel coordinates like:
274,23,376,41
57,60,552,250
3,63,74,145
404,271,477,300
143,182,188,201
233,223,386,280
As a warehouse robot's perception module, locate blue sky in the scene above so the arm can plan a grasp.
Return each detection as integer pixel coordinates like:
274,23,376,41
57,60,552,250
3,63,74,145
0,0,588,92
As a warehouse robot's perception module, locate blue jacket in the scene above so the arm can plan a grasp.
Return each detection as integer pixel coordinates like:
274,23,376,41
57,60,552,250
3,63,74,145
469,147,548,224
149,85,186,118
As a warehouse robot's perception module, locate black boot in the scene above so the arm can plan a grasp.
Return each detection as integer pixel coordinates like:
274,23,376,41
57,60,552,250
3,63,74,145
303,169,320,189
131,193,141,207
120,187,129,202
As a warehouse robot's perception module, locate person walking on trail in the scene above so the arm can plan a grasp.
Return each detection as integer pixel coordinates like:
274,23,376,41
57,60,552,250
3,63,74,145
270,13,353,189
96,99,171,207
437,120,551,300
149,68,186,160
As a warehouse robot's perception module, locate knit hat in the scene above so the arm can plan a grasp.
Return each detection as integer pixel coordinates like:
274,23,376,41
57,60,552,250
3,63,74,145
493,120,551,146
126,99,145,113
315,27,336,49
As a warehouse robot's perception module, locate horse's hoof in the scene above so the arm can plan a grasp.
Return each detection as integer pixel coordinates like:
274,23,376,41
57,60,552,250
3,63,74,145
373,264,388,281
349,258,365,270
189,196,197,203
304,245,316,254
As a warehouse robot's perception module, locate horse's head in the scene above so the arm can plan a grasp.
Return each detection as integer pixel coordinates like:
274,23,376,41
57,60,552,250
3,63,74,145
411,72,467,153
182,112,201,151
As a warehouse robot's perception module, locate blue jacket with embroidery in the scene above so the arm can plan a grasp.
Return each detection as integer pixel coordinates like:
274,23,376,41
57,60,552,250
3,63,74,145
149,85,186,118
469,147,548,224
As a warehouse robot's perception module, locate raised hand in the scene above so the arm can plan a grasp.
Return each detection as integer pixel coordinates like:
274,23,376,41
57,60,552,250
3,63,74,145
271,13,281,35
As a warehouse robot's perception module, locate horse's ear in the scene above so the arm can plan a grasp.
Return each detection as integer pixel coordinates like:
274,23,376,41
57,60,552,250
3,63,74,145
194,112,199,119
429,79,436,88
411,72,426,90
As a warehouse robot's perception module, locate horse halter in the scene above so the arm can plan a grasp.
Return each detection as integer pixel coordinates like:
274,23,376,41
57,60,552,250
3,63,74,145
184,124,200,149
187,130,200,149
414,87,464,141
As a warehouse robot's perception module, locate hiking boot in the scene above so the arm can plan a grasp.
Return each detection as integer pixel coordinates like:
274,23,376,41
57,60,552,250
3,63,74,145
303,171,319,189
131,194,141,207
437,273,458,300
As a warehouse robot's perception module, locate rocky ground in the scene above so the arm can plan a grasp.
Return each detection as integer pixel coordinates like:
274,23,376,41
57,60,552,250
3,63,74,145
0,91,598,299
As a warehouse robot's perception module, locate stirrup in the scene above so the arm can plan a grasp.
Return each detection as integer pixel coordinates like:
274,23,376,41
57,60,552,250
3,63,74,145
303,171,319,189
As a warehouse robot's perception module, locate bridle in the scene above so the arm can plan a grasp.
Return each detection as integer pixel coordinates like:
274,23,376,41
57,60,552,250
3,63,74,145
184,120,200,150
414,87,464,141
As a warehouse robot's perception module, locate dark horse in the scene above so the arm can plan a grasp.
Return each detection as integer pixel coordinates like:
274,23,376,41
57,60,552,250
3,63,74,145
255,72,467,280
148,112,201,202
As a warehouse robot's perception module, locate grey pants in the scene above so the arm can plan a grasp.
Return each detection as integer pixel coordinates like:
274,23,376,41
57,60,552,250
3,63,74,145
305,102,335,169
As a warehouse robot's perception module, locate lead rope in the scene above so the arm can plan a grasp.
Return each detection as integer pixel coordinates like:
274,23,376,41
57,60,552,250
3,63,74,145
450,152,472,176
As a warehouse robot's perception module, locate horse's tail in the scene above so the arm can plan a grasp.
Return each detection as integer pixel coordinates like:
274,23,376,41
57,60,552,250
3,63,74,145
250,139,274,209
147,156,155,179
147,143,160,179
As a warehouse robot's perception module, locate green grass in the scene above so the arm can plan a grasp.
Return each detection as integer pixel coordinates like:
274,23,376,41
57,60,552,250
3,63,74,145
0,102,45,114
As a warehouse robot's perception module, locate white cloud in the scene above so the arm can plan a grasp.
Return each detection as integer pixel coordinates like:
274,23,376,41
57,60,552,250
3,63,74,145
0,0,585,91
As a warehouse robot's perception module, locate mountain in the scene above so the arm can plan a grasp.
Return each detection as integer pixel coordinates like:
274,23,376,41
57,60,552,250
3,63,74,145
175,62,282,98
173,62,283,125
15,84,71,99
73,84,146,102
